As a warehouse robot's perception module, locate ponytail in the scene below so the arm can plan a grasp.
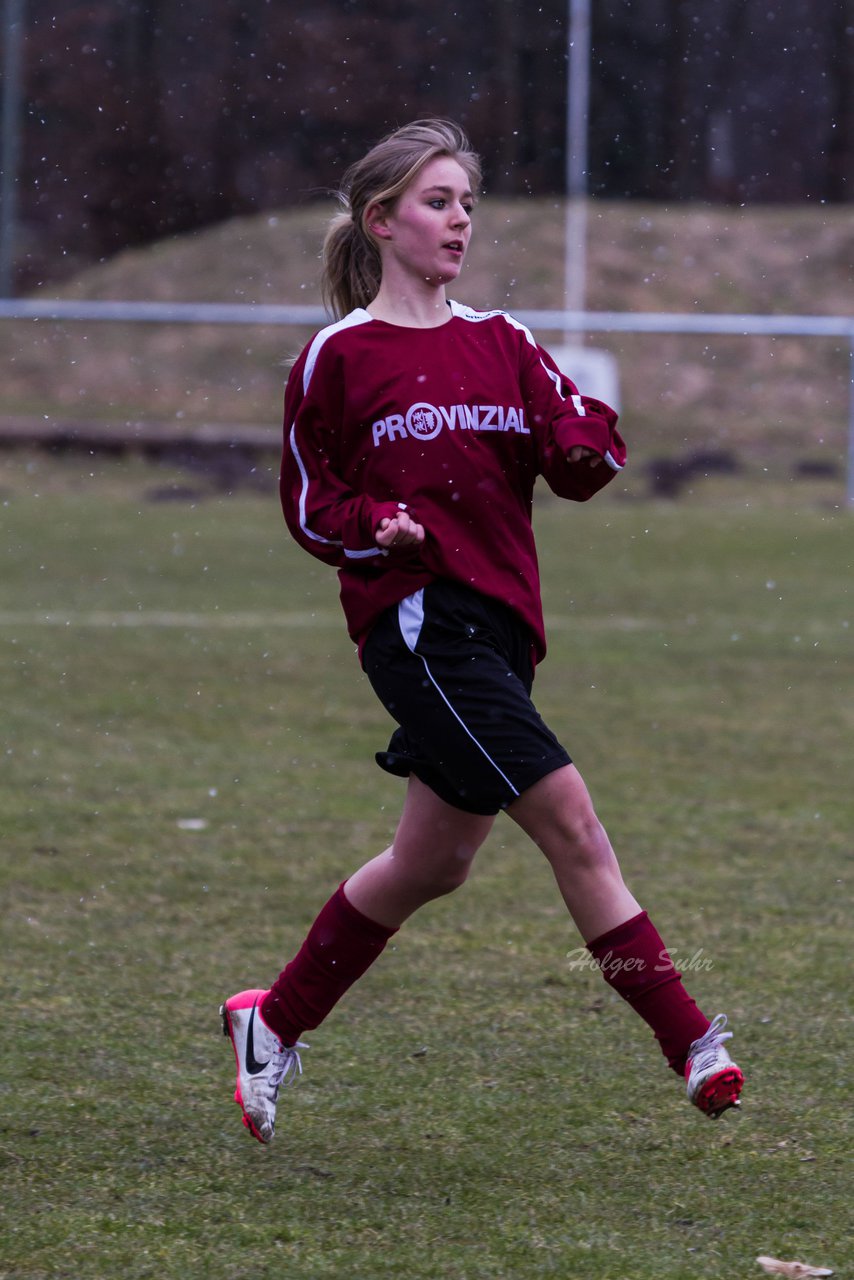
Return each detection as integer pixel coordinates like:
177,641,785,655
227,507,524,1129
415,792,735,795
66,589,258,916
320,119,481,321
321,211,382,319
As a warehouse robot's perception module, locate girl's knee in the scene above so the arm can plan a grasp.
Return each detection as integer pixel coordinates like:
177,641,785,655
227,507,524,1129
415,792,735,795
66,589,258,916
427,838,480,894
392,838,476,899
534,802,614,875
429,859,472,896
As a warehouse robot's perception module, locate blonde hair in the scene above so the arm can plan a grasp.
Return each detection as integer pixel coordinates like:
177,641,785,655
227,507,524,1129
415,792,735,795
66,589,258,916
321,119,482,319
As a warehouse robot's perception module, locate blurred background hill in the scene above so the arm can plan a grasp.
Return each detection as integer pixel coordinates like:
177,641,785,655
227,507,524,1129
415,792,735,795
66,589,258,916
1,198,850,483
1,0,851,491
1,0,850,290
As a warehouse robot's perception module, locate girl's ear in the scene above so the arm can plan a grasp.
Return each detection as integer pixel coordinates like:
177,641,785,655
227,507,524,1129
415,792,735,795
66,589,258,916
365,202,393,241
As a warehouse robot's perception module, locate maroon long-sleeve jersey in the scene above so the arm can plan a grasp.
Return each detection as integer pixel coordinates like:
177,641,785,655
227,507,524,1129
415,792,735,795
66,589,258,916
280,301,626,664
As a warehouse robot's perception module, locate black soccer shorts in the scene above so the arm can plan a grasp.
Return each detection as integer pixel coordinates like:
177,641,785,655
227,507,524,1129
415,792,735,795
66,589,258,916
361,579,572,815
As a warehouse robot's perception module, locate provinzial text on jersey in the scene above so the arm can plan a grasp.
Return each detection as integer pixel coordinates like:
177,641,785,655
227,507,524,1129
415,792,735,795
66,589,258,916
372,401,530,447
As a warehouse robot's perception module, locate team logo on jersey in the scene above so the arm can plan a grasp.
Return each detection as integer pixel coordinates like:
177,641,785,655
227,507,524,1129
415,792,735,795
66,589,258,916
372,401,529,447
406,402,443,440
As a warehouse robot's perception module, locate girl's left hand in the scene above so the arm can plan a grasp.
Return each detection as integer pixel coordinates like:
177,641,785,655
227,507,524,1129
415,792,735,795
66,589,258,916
568,445,602,468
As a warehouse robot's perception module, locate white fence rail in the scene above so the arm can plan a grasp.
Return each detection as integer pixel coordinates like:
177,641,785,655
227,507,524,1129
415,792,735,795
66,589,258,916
2,300,852,504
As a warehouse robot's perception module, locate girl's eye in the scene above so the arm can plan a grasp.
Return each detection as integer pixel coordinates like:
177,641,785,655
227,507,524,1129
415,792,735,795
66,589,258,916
429,199,473,215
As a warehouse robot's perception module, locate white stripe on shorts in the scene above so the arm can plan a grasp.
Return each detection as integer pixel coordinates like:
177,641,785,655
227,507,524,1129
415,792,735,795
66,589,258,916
396,590,521,799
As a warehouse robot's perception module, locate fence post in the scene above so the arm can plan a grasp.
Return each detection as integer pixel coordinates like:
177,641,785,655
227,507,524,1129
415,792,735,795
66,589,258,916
0,0,26,297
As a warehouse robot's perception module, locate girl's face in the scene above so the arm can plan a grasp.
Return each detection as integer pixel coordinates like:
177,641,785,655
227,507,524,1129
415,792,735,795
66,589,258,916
369,155,474,288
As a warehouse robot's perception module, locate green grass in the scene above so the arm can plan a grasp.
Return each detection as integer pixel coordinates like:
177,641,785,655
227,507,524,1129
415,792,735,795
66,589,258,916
0,453,851,1279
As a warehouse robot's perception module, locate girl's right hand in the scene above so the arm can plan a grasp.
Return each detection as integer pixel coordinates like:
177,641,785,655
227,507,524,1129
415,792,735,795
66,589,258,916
375,510,425,549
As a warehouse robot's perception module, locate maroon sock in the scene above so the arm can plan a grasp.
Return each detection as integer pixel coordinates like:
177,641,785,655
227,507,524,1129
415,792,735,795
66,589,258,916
586,911,710,1073
261,883,398,1046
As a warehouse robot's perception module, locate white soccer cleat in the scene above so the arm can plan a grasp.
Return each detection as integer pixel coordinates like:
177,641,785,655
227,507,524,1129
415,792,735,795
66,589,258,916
685,1013,744,1119
220,988,306,1144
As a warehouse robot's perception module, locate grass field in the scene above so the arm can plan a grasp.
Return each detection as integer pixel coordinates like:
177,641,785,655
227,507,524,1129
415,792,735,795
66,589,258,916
0,452,851,1279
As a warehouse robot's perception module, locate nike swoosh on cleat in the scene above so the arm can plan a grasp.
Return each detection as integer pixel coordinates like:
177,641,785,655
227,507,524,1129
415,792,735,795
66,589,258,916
245,1001,270,1075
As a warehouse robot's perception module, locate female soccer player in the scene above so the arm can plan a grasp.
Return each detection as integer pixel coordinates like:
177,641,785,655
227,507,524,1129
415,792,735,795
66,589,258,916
221,119,744,1144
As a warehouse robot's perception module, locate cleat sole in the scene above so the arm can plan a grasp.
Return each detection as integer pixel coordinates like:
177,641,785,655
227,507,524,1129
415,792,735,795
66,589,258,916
695,1066,744,1119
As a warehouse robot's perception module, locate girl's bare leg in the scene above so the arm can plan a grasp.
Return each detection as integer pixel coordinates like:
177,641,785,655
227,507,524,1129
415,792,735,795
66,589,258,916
344,775,496,927
507,764,640,941
508,763,727,1088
